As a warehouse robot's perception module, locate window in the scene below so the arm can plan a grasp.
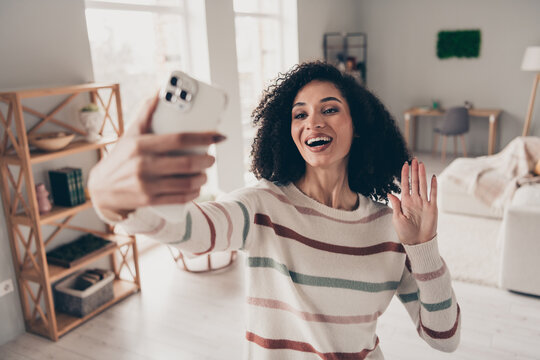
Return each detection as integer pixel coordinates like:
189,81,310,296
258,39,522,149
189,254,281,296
233,0,298,185
85,0,190,126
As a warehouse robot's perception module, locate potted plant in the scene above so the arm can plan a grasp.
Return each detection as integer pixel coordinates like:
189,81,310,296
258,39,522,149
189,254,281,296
79,103,102,142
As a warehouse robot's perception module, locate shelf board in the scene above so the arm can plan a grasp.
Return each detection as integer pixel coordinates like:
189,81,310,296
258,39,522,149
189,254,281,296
11,201,93,226
21,233,134,283
29,279,139,339
3,137,118,165
0,82,117,99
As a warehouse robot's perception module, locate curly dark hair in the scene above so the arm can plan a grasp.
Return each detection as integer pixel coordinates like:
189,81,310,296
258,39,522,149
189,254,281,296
250,61,410,203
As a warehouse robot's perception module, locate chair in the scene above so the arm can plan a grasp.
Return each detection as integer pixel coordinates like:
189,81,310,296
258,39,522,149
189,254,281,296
433,106,469,161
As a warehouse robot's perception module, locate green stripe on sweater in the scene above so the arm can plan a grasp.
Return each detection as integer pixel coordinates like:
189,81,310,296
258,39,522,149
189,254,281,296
248,257,400,292
398,291,452,312
167,211,192,244
236,201,250,249
398,292,418,303
422,298,453,312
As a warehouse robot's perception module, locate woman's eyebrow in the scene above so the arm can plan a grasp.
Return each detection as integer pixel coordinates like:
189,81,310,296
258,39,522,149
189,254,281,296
292,97,342,108
320,96,342,103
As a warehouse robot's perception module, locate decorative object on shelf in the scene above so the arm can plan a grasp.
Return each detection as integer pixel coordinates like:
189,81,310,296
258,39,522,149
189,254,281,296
464,101,473,110
46,234,115,268
54,269,114,317
27,131,75,152
521,46,540,136
79,103,103,142
49,167,85,207
323,32,367,84
35,183,52,214
437,29,481,59
432,99,441,110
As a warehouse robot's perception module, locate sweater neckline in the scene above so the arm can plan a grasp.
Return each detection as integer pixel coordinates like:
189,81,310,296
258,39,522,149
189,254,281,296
280,181,371,220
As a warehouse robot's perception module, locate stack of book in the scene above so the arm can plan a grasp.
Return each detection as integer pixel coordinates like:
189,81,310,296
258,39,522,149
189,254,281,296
48,167,85,207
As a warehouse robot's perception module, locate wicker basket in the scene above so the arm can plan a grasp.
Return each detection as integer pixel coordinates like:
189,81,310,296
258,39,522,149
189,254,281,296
54,270,114,317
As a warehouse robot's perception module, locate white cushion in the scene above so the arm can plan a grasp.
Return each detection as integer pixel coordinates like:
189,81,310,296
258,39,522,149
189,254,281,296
438,176,503,219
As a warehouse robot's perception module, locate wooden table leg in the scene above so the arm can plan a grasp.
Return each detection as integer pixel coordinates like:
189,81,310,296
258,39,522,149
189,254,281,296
404,113,411,150
488,115,496,155
411,115,417,152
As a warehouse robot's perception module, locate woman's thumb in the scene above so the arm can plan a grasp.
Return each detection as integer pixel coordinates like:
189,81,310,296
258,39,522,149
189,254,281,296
387,193,402,216
126,93,159,136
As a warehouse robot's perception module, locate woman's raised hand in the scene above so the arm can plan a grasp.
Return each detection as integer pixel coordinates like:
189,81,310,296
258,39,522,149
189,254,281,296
88,95,225,217
387,158,438,245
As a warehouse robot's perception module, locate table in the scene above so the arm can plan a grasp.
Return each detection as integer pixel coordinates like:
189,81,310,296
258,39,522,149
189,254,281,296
403,108,502,155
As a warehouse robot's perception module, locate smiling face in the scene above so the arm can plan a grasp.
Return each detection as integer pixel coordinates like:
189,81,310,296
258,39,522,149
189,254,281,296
290,80,355,173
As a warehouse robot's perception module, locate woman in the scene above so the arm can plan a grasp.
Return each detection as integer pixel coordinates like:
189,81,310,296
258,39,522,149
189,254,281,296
89,62,460,359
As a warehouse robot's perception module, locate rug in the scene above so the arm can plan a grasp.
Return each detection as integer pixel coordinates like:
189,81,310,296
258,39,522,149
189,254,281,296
436,211,502,287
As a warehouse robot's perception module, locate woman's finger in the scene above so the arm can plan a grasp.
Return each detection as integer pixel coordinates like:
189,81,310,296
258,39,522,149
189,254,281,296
419,162,428,201
135,132,226,154
401,161,410,197
150,190,201,206
430,175,438,204
410,158,419,196
141,154,215,176
145,173,208,196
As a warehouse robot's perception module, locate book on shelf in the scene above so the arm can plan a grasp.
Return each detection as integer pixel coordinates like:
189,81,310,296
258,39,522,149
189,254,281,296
48,167,84,207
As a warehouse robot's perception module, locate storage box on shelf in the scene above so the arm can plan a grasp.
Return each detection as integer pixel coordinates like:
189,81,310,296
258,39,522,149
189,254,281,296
0,83,141,341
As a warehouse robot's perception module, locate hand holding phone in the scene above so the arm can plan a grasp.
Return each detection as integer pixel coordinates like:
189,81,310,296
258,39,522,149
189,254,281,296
150,71,228,221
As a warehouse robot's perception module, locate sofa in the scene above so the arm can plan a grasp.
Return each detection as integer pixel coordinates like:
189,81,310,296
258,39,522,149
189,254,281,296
499,183,540,296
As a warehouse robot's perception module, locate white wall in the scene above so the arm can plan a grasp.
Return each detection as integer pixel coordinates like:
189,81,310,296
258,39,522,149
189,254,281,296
204,0,245,192
355,0,540,155
0,0,95,345
297,0,361,62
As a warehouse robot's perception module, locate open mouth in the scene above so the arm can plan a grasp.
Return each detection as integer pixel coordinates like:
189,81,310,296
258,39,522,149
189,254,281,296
305,136,333,148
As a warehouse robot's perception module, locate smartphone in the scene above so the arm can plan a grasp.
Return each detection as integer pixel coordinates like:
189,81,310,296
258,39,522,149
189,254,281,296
150,71,228,222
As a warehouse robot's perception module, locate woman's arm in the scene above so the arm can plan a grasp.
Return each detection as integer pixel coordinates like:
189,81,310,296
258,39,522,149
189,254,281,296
395,237,461,352
388,158,460,351
88,95,254,253
94,192,254,254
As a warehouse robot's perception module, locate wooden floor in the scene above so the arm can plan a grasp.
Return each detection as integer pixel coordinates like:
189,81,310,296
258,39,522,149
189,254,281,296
2,152,540,359
2,241,540,360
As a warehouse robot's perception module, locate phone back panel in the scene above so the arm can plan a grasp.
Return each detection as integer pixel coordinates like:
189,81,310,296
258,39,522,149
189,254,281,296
151,71,227,135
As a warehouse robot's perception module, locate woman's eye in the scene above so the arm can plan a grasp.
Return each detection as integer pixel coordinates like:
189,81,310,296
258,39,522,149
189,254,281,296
294,113,307,119
323,108,338,114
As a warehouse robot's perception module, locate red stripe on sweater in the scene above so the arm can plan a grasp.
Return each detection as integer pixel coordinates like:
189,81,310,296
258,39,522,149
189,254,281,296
208,202,233,250
261,188,393,224
413,259,447,281
247,297,382,324
255,213,405,256
420,304,461,339
246,331,379,360
193,203,216,255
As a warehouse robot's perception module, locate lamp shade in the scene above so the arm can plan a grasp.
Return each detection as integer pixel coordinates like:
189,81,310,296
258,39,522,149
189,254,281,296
521,46,540,71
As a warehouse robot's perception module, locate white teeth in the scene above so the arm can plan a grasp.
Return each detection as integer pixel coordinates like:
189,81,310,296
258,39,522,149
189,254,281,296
306,137,332,145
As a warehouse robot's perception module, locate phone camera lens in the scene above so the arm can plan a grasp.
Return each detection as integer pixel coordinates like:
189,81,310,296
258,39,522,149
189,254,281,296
170,76,178,86
165,92,174,101
180,90,189,100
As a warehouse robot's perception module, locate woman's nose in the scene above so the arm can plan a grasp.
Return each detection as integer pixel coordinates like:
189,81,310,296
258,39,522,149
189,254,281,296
306,114,325,129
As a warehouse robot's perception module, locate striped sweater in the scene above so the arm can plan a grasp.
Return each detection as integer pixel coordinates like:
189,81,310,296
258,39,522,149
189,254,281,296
99,179,461,359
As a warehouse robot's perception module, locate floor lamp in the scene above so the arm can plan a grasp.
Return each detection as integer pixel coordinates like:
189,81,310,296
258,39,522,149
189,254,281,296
522,46,540,136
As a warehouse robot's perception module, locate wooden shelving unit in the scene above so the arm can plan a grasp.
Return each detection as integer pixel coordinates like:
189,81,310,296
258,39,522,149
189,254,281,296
0,83,141,341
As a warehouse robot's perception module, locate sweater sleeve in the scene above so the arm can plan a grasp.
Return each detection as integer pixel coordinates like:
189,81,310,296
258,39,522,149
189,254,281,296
394,236,461,352
93,190,255,255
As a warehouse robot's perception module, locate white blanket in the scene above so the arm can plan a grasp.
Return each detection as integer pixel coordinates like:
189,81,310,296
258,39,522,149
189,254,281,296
439,136,540,211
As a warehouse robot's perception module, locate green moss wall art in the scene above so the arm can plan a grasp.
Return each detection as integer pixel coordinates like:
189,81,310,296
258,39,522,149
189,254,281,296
437,29,481,59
